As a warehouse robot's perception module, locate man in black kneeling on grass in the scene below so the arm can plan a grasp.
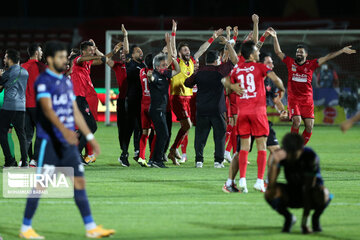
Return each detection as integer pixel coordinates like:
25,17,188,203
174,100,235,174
265,133,332,234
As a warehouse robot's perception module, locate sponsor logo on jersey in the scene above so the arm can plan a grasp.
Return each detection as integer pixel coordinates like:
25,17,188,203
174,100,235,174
291,73,308,83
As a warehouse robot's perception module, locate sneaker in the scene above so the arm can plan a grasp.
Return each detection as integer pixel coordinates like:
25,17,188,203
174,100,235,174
179,155,187,164
239,178,248,193
29,159,37,167
222,183,240,193
167,148,180,166
81,155,90,165
118,155,130,167
214,162,225,168
147,160,154,167
224,151,232,163
133,150,140,161
18,160,28,167
86,225,115,238
84,155,96,164
19,227,44,239
254,179,266,192
282,215,296,233
137,158,149,167
195,162,203,168
152,161,168,168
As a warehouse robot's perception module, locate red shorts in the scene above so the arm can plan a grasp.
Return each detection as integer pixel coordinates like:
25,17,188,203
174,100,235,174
86,94,99,121
288,100,314,119
237,113,269,137
171,95,191,121
141,104,153,129
190,93,197,125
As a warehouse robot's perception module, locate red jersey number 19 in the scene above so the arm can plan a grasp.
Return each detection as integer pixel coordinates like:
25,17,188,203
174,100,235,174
237,73,256,98
142,78,150,96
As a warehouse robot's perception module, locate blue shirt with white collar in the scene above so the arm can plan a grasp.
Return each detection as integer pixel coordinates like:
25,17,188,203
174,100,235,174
35,68,76,144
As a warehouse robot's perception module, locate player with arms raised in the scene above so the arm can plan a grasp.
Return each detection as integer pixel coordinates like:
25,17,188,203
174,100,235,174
234,41,285,193
269,28,356,145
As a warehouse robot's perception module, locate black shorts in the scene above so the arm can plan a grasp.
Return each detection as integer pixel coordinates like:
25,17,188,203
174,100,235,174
249,121,278,152
36,137,84,177
277,183,303,208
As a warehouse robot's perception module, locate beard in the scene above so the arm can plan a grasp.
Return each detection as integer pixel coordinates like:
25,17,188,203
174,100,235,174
295,55,304,63
54,63,67,73
182,54,190,62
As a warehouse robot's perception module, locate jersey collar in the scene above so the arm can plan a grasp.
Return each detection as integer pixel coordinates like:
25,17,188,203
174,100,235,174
46,68,63,80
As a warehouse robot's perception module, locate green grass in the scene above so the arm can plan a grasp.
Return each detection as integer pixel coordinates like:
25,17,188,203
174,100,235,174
0,124,360,240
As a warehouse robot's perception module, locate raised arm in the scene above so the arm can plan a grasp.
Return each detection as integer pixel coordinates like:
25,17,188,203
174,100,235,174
252,14,259,44
73,101,100,156
106,42,124,68
171,19,177,57
165,33,173,67
267,71,285,92
194,28,223,60
318,45,356,66
268,28,285,60
218,36,238,65
122,24,129,55
256,28,271,50
171,54,181,77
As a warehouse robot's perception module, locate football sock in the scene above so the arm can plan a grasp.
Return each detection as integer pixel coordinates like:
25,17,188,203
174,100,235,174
302,130,312,145
290,126,299,134
180,134,188,154
23,193,41,229
74,189,96,231
239,150,249,178
257,150,267,180
139,134,149,159
85,142,93,156
226,178,233,187
171,128,187,149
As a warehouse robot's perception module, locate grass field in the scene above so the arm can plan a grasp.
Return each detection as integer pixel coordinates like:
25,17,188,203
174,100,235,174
0,123,359,240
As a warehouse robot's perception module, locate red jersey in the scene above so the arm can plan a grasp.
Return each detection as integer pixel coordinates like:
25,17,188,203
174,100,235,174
112,61,127,99
283,56,319,104
71,56,94,97
139,68,151,107
232,61,272,114
21,59,46,108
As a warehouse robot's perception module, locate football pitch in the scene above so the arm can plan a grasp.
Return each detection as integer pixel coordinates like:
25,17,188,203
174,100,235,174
0,124,359,240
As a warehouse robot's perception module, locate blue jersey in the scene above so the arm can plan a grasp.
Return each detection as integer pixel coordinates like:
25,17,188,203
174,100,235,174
35,69,76,144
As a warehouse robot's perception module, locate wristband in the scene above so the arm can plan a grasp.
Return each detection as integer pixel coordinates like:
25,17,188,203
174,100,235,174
86,133,94,141
233,36,237,41
229,39,235,45
259,35,266,43
208,37,214,44
101,56,106,63
171,32,176,37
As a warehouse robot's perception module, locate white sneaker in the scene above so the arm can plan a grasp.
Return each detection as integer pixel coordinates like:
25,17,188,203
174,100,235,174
195,162,203,168
214,162,225,168
29,159,37,167
224,151,232,163
179,154,187,164
239,178,248,193
254,179,266,192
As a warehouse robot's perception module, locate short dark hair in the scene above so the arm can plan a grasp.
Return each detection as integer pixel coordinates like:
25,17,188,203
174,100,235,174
234,41,242,54
129,45,139,55
144,54,153,69
177,42,189,53
70,48,80,55
80,41,94,52
5,49,20,63
296,43,309,54
44,41,66,59
27,43,41,57
259,52,272,63
241,41,256,60
282,133,304,155
205,50,219,64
